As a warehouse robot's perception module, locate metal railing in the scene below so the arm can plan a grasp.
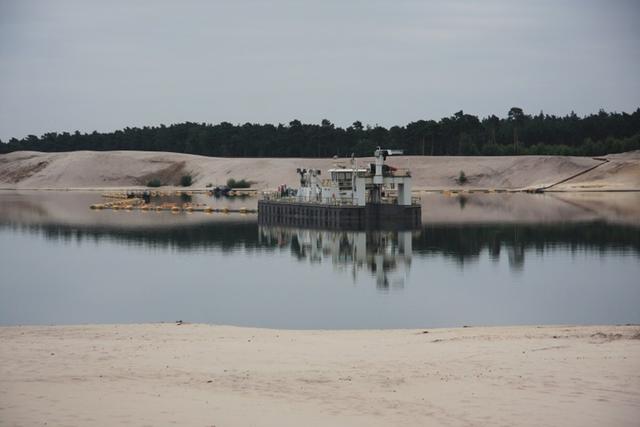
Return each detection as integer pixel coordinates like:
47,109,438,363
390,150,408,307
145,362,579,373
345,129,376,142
260,192,359,206
261,192,420,207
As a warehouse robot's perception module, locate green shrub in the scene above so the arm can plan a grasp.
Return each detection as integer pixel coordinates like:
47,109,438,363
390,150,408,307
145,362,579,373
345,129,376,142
147,178,162,187
227,178,250,188
180,174,192,187
457,170,468,185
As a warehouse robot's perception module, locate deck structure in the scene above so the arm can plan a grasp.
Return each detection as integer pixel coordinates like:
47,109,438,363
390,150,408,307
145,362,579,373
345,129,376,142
258,200,420,229
258,148,421,230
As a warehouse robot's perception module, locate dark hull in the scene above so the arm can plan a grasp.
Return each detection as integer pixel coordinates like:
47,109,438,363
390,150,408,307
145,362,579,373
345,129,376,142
258,200,421,230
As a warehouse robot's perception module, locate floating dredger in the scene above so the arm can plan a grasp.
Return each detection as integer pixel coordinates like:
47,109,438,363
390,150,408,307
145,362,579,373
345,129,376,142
258,148,421,229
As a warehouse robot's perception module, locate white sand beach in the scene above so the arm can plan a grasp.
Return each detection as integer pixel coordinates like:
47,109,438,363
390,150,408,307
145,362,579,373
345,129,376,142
1,150,639,191
1,324,639,426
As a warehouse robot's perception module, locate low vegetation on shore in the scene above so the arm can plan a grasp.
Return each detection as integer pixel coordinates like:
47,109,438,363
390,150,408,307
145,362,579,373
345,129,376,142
227,178,250,188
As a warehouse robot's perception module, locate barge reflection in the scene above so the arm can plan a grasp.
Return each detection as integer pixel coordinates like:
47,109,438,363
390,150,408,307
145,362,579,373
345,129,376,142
258,226,418,289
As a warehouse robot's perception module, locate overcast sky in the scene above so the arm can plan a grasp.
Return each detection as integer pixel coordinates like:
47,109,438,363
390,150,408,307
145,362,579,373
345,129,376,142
1,0,639,140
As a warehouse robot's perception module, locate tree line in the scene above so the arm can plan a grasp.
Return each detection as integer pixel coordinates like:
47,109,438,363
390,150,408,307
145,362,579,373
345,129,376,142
2,108,639,157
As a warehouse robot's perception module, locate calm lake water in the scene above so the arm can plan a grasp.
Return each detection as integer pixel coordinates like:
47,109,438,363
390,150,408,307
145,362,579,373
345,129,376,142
0,191,639,329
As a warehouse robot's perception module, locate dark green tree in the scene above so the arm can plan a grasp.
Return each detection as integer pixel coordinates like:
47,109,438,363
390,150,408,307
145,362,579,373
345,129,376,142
508,107,525,152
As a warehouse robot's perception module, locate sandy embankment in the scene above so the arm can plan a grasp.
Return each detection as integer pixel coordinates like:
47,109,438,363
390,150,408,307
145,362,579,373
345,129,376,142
1,150,639,191
1,324,638,426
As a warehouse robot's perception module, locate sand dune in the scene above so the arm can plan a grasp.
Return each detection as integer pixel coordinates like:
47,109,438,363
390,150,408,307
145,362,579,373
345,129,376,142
1,150,638,191
1,324,638,426
552,152,640,191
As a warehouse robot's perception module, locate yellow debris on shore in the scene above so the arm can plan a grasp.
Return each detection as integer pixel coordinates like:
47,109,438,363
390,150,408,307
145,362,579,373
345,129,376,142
90,198,256,214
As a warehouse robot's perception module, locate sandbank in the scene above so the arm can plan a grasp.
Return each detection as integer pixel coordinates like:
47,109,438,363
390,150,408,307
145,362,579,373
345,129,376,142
1,150,638,191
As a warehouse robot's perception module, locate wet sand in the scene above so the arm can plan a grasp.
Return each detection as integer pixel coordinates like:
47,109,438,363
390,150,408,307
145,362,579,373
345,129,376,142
1,324,639,426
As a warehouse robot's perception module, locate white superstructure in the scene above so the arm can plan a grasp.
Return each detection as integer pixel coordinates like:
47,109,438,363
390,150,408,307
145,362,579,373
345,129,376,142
293,148,413,207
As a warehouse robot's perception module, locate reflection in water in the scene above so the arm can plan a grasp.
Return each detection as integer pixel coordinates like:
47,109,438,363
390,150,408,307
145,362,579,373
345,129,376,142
1,221,261,251
2,220,639,264
2,220,638,279
415,223,640,271
1,215,639,327
258,227,416,290
2,192,640,328
458,195,468,210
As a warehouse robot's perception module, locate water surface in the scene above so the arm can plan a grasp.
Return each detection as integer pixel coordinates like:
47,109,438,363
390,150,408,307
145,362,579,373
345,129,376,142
1,191,638,328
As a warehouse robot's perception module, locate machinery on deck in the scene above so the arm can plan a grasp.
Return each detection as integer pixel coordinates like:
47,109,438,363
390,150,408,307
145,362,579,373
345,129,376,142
259,148,421,230
289,148,414,207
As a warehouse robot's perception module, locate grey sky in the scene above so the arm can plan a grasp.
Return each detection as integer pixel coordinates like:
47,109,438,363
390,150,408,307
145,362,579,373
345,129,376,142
1,0,639,141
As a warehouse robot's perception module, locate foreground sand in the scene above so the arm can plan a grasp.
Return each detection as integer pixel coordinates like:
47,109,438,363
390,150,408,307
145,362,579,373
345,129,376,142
1,324,639,426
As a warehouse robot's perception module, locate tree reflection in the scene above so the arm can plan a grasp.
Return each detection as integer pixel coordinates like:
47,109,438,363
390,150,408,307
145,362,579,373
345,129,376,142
1,220,638,276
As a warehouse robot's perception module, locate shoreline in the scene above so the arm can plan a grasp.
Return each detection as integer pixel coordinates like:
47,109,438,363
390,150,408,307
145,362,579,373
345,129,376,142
3,188,640,227
2,321,639,331
1,323,639,426
2,187,640,192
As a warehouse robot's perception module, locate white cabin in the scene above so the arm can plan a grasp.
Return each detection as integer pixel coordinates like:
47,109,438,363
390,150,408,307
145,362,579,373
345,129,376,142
294,148,413,206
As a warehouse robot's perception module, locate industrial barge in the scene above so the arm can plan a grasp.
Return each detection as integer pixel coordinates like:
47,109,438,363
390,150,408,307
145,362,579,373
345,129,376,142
258,148,421,229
